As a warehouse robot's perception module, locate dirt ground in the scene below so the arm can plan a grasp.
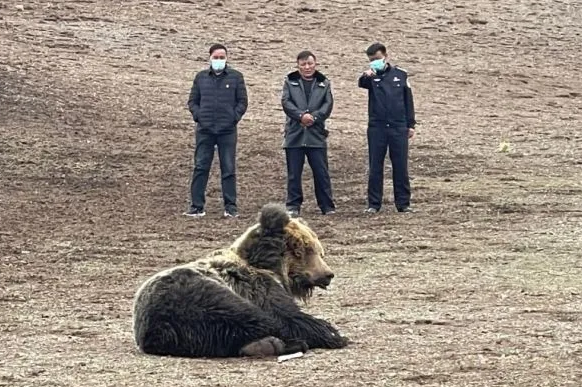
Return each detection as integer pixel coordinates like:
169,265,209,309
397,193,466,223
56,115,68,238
1,0,581,385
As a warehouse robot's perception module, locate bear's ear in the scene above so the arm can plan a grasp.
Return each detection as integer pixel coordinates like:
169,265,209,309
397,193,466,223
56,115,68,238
258,203,291,233
232,226,261,261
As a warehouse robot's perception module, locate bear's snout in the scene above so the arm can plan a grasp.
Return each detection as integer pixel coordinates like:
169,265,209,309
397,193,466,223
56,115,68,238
313,271,334,289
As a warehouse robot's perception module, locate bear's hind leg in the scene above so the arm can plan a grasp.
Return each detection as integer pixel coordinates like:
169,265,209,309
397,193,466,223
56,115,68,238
239,337,308,357
135,268,283,358
240,336,285,357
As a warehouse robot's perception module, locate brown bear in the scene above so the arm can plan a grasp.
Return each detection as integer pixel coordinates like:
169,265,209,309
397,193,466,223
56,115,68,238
132,203,349,358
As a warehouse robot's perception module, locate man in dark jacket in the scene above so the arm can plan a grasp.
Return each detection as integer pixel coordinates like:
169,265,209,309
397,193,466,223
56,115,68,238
358,42,416,214
281,50,335,217
184,43,248,218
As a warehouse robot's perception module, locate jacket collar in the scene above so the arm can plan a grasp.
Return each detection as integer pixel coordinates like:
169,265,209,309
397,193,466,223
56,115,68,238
287,70,327,83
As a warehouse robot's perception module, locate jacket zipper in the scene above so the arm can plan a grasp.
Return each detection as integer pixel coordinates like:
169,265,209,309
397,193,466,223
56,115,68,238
299,80,308,147
213,76,218,130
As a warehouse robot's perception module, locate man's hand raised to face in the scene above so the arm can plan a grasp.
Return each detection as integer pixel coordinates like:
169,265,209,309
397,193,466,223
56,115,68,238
364,69,375,77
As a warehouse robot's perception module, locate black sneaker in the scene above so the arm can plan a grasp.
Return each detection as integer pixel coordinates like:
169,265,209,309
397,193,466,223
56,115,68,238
224,208,239,218
183,208,206,217
322,209,336,215
363,207,379,214
397,206,414,213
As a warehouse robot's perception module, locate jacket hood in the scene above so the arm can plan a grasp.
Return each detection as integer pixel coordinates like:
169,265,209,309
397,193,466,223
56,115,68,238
286,70,327,83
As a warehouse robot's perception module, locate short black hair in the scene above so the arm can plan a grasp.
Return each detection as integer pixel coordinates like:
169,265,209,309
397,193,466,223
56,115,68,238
209,43,227,56
366,43,386,56
296,50,316,62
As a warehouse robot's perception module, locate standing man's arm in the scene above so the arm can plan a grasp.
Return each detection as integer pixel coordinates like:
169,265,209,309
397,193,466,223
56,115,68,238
311,82,334,123
358,69,375,89
404,77,416,136
187,74,201,122
235,73,248,122
281,81,305,121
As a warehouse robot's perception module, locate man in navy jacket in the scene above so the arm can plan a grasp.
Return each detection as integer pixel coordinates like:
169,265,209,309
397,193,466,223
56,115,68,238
358,42,416,214
185,43,248,218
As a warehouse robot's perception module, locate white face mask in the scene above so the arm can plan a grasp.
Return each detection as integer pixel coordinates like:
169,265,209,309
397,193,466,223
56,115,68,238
211,59,226,72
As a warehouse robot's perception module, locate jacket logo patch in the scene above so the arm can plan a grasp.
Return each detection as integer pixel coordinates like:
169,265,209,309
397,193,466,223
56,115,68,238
290,81,299,86
373,78,381,82
318,82,325,87
226,84,230,88
393,77,401,82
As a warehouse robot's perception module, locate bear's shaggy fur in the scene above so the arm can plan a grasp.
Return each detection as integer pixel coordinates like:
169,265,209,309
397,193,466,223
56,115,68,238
132,203,349,358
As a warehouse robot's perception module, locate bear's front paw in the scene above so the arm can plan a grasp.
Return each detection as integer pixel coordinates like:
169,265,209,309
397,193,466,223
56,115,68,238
338,335,350,347
327,333,350,348
284,339,309,354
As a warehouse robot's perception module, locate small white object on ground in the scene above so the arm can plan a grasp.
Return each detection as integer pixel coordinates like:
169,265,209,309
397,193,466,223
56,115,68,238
277,352,304,363
498,141,511,152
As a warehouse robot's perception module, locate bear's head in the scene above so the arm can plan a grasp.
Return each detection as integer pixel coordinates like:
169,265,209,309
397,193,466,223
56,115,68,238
231,203,335,301
282,215,335,300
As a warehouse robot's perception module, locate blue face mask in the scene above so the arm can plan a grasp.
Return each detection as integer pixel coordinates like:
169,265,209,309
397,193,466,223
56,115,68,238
369,58,385,72
211,59,226,72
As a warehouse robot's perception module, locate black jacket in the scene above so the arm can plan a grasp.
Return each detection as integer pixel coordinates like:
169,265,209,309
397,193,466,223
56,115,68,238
358,64,416,129
187,65,248,134
281,70,334,148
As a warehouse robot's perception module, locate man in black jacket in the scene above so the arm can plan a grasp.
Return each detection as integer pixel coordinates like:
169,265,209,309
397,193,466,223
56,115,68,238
281,50,335,217
184,43,248,218
358,42,416,214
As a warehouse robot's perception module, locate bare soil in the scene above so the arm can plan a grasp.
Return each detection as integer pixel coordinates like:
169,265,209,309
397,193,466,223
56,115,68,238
1,0,581,386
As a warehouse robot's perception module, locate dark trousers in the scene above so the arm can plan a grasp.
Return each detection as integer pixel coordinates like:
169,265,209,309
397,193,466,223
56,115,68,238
189,131,237,211
285,147,335,213
367,125,410,210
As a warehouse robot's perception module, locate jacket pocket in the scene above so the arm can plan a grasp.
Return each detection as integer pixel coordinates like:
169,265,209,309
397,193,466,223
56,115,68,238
229,106,238,124
314,124,329,138
196,107,213,129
